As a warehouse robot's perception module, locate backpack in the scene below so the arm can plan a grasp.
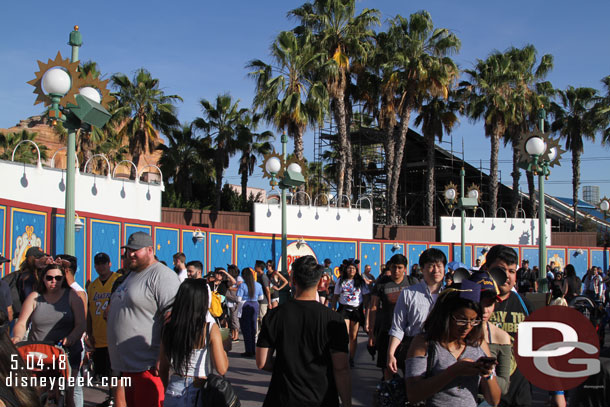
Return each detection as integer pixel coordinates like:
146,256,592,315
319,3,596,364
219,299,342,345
209,290,224,318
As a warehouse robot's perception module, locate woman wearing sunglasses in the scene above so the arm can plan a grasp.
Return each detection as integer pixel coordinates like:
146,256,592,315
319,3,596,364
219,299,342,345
405,286,500,407
11,264,86,407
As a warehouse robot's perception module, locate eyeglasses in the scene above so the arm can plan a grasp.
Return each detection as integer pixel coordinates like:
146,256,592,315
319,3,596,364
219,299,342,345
45,275,63,282
451,315,481,327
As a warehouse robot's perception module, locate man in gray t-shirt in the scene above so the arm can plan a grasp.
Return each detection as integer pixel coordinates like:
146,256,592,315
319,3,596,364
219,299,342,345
107,232,180,407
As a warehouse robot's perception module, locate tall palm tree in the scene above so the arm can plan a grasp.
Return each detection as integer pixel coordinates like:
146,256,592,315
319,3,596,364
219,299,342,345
460,52,515,217
247,30,327,164
502,46,554,217
381,12,460,223
110,68,182,178
193,93,250,210
236,116,273,208
289,0,380,204
551,87,599,230
157,123,203,202
414,95,460,226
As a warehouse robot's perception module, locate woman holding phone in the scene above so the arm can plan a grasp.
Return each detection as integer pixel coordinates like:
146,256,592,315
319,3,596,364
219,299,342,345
405,286,501,406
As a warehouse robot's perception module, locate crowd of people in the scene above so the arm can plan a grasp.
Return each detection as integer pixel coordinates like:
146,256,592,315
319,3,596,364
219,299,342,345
1,238,609,407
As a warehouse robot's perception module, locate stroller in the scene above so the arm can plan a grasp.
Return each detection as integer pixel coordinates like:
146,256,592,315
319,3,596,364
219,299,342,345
568,295,606,346
15,340,71,406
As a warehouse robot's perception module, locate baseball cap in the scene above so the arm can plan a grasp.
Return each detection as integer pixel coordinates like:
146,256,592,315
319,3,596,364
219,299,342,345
122,232,153,251
0,254,9,264
26,247,45,259
469,269,501,298
94,252,110,264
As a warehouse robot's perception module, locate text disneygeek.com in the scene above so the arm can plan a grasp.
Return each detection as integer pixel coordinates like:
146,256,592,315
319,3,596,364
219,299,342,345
5,373,131,391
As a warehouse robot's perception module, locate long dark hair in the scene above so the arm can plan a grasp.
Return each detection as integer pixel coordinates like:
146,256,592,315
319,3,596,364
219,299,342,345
423,290,484,347
339,261,365,288
242,268,255,298
38,264,69,294
161,279,210,374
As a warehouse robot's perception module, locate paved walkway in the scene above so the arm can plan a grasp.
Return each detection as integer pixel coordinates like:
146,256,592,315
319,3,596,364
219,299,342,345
84,326,609,406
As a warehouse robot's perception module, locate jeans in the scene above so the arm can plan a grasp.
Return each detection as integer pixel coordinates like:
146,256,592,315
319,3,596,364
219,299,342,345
164,375,199,407
240,301,259,355
73,372,83,407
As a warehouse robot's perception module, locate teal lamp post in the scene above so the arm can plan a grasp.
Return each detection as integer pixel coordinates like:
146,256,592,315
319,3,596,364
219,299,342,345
260,134,305,274
28,26,113,255
518,107,564,293
443,169,481,263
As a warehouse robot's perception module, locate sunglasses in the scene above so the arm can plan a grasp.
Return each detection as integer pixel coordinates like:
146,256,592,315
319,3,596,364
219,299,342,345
45,275,63,282
451,315,482,327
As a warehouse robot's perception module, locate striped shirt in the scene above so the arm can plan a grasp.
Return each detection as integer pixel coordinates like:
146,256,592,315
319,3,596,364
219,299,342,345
389,281,438,341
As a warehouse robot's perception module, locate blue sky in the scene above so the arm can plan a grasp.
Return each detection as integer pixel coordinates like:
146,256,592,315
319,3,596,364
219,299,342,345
2,0,610,204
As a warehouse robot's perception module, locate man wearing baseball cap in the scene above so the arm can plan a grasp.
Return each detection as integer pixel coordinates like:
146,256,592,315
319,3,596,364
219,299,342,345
107,232,181,407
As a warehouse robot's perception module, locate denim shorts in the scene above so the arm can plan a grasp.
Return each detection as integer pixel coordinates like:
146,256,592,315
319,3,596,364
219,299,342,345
164,375,200,407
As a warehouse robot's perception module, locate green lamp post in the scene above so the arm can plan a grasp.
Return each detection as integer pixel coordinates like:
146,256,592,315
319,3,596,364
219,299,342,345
28,26,113,255
260,134,305,275
444,168,481,263
518,107,564,293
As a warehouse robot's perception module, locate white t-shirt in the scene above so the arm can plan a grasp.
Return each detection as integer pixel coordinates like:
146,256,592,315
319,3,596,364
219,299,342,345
334,279,370,307
177,268,187,283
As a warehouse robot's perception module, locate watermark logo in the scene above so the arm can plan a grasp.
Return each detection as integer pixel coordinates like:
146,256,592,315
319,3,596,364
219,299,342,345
515,305,600,391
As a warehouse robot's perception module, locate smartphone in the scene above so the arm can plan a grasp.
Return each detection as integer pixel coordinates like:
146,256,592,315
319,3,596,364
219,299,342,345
478,356,497,365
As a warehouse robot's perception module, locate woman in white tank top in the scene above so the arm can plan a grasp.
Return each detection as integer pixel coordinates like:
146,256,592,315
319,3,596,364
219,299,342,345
160,279,229,407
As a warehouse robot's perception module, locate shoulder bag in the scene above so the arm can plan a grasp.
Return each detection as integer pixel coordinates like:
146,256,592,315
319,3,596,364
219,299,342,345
195,323,241,407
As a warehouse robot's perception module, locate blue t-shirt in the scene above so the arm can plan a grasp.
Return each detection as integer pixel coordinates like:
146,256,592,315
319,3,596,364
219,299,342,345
237,282,264,302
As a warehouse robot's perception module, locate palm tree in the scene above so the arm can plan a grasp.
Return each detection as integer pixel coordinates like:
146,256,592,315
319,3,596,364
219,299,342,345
0,130,49,163
289,0,380,204
414,95,460,226
236,116,273,208
551,87,599,230
110,68,182,178
460,52,515,217
157,123,202,202
502,46,554,217
247,30,327,164
381,12,460,223
193,93,250,210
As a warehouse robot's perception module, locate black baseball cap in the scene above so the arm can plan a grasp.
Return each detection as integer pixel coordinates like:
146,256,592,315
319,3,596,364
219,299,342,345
0,254,9,264
94,252,110,264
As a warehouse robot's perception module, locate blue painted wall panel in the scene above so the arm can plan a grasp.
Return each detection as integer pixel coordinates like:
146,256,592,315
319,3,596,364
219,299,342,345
0,207,5,277
383,243,405,266
182,231,206,268
210,233,233,271
124,224,152,244
547,248,566,270
409,244,428,272
155,228,179,267
360,242,381,276
591,250,609,273
53,215,87,286
567,249,589,278
10,209,47,273
90,219,121,281
236,236,273,271
452,245,473,268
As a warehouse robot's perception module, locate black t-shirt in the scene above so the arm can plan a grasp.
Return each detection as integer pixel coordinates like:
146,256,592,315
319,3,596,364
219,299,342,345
0,279,11,317
490,291,533,407
516,267,536,293
257,299,349,407
373,275,415,332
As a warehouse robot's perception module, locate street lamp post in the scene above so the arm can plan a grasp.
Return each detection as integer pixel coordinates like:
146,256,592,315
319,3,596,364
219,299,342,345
28,26,113,255
518,107,564,293
599,197,610,270
444,168,480,263
261,134,305,274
